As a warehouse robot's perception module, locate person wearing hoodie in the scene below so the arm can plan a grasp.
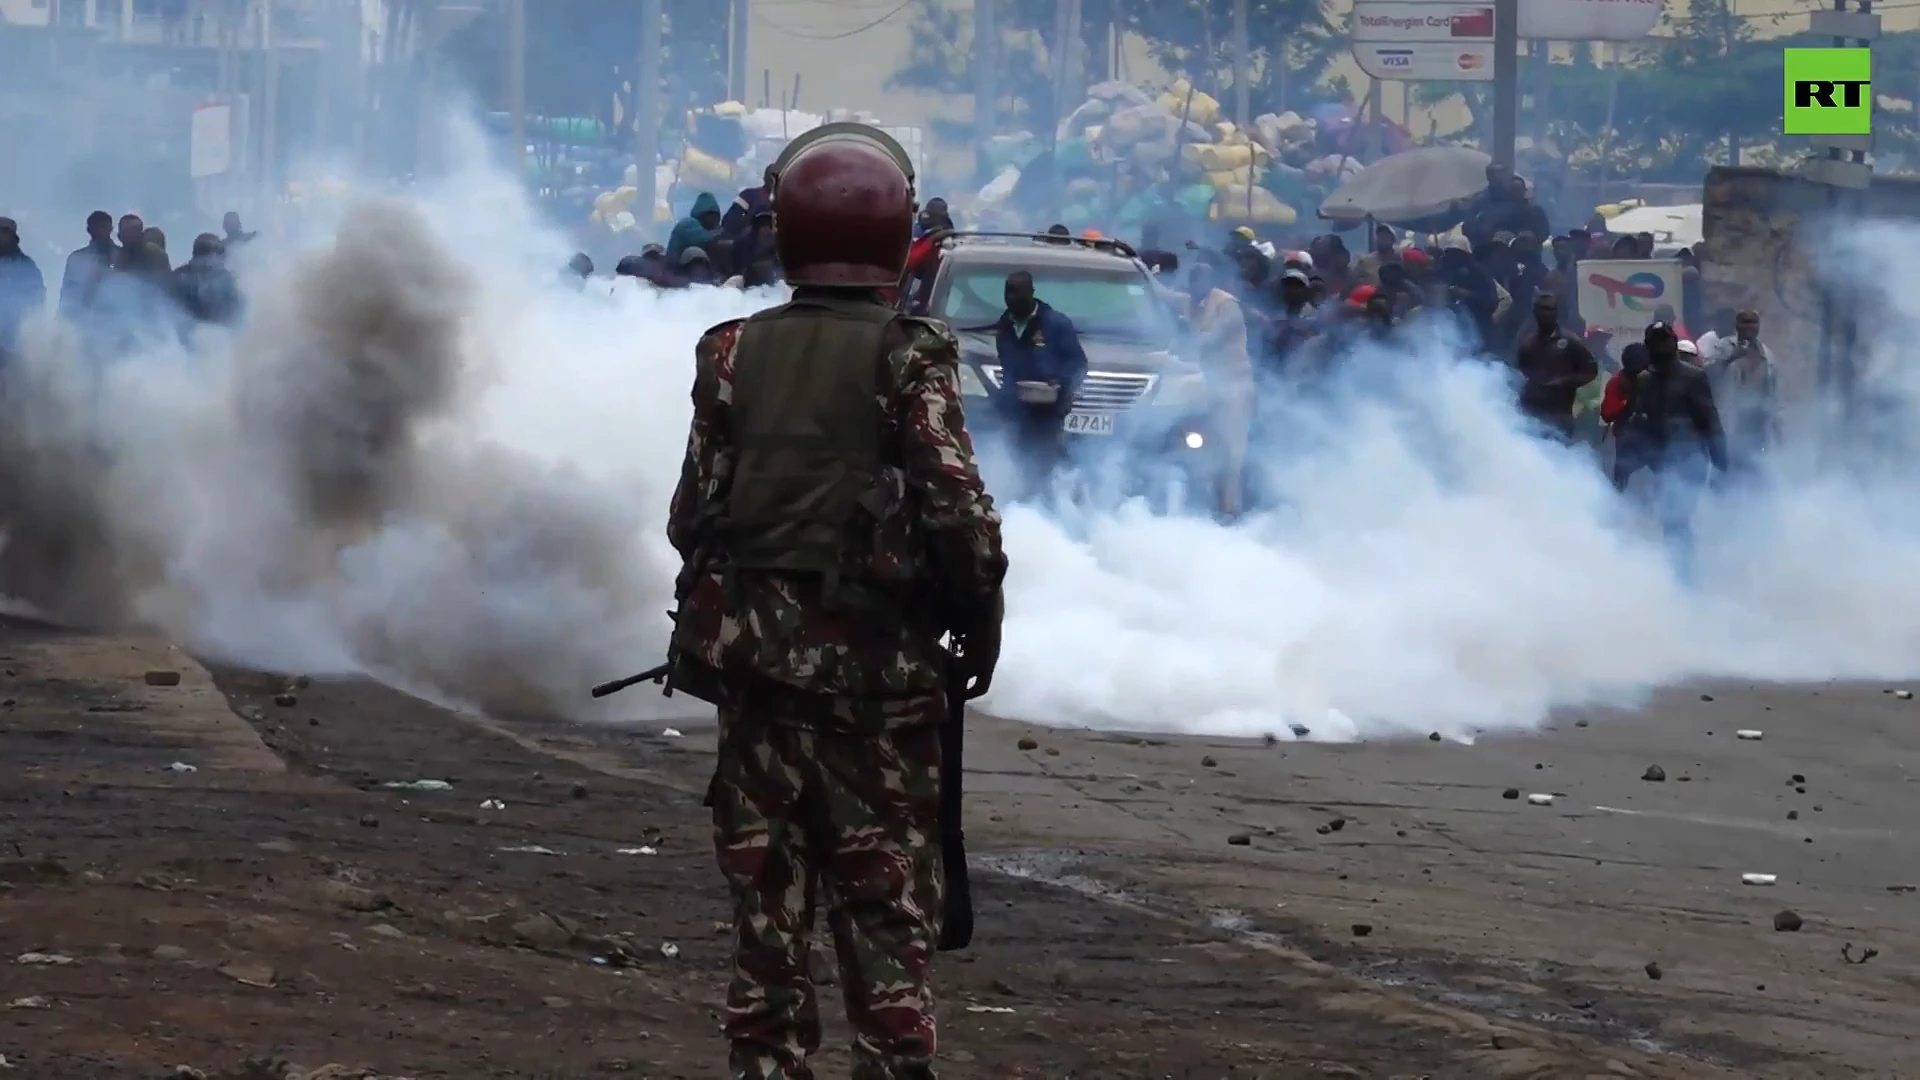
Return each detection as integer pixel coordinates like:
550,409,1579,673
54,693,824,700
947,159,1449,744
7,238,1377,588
170,233,243,328
1626,321,1727,578
667,192,723,262
0,217,46,366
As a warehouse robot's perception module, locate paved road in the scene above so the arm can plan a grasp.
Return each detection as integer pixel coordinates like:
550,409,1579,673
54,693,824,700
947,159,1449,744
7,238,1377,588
0,616,1910,1077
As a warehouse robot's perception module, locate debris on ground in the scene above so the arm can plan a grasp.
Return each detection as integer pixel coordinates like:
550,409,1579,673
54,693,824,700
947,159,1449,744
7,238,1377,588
1428,732,1442,742
273,693,298,707
1842,943,1879,965
661,728,683,738
1742,873,1778,886
1017,737,1039,751
1227,832,1252,846
6,995,51,1009
16,952,74,965
165,761,198,774
383,780,453,792
1350,923,1373,937
143,669,183,687
659,942,681,959
217,960,277,988
1773,910,1804,932
1642,765,1666,782
1700,694,1714,702
1736,729,1763,741
1527,794,1555,806
571,783,588,799
498,845,562,856
1501,788,1520,800
1897,690,1913,700
616,845,658,856
479,799,506,810
1201,755,1217,767
1644,961,1663,980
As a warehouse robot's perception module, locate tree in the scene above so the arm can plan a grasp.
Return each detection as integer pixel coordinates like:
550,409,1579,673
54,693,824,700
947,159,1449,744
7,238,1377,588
440,0,728,125
887,0,1350,139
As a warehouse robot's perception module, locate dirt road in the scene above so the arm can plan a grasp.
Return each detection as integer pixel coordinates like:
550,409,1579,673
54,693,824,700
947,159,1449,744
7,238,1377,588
1,616,1911,1078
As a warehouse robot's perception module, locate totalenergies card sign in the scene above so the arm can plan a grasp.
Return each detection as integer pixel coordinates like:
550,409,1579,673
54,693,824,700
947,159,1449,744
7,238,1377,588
1576,259,1686,361
1352,2,1497,82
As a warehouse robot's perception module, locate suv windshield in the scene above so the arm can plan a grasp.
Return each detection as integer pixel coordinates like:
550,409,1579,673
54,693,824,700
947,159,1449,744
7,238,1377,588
936,262,1172,340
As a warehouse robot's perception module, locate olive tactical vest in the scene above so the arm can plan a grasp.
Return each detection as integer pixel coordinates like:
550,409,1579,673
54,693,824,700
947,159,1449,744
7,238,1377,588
720,296,901,582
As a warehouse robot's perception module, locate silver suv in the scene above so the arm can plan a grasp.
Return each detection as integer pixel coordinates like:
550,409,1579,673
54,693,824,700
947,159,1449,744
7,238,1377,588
903,232,1213,456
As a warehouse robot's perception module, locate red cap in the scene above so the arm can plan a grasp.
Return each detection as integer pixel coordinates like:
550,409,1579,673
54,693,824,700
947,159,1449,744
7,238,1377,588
1400,248,1430,266
1348,284,1377,304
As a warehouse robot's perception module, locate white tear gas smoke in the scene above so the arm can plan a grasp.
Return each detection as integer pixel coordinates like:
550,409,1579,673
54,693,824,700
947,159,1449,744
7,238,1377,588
4,134,1919,739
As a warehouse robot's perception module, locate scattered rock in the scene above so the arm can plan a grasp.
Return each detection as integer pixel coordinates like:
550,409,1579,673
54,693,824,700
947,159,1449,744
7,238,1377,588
256,839,298,855
1326,817,1346,832
358,814,379,829
1350,923,1372,937
1428,731,1442,742
1226,832,1252,846
1044,747,1060,756
1501,788,1520,800
272,693,298,707
1791,773,1806,784
1887,884,1917,893
152,944,189,962
1642,765,1666,782
1644,961,1663,980
164,762,197,774
542,995,571,1009
143,669,182,687
511,912,579,950
367,923,408,940
1288,723,1311,737
16,952,74,965
1016,737,1039,751
1735,729,1763,741
1201,755,1217,768
1787,810,1799,820
319,881,392,913
1700,694,1714,702
571,782,589,800
217,960,276,988
7,995,51,1009
1773,910,1804,932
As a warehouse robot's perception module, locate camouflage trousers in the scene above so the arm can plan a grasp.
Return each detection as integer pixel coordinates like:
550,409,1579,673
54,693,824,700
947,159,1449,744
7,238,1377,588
711,685,946,1080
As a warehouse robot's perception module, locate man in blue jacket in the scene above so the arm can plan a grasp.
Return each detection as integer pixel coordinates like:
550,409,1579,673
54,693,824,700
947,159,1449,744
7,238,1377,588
994,270,1089,500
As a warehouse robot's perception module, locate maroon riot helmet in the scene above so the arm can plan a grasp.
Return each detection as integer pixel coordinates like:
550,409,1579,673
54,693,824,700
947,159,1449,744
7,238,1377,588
769,122,916,288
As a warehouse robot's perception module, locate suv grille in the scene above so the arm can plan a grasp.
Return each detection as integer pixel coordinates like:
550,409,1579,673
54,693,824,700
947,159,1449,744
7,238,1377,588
980,366,1157,412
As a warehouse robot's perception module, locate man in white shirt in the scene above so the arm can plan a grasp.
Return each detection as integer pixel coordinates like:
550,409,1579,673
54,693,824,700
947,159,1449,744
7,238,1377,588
1699,309,1779,471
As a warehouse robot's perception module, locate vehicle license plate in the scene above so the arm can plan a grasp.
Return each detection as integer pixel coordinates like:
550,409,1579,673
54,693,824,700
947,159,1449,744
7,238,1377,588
1062,411,1115,435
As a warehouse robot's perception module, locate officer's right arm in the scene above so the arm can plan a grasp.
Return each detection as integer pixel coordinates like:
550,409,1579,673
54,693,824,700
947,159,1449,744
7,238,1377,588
895,321,1008,620
668,320,743,559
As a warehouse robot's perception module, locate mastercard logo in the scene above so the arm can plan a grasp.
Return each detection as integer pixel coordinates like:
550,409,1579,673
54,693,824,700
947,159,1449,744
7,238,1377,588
1458,53,1486,71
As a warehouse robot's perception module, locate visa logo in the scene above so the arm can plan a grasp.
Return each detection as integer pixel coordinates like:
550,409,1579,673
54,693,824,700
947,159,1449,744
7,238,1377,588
1378,48,1413,67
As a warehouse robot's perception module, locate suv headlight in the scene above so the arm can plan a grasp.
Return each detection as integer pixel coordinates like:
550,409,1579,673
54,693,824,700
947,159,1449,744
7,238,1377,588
1155,360,1208,409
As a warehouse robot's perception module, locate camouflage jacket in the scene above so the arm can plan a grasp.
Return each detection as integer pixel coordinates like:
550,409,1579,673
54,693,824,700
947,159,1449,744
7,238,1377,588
667,303,1007,724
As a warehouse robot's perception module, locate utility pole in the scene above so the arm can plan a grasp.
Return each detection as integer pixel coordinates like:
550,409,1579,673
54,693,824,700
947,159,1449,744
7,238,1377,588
260,0,278,201
1490,0,1517,169
973,0,997,168
507,0,527,176
1805,0,1877,404
729,0,749,104
1231,0,1248,130
637,0,663,239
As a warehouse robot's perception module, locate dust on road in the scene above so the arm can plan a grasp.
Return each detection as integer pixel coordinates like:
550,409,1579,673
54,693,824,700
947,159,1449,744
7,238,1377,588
0,615,1903,1078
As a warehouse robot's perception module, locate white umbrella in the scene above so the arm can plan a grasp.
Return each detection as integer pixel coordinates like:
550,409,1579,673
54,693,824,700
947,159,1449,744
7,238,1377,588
1605,204,1703,250
1319,146,1495,227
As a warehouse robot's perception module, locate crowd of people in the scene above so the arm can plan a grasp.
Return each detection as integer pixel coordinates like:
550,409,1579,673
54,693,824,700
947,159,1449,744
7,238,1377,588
0,208,251,365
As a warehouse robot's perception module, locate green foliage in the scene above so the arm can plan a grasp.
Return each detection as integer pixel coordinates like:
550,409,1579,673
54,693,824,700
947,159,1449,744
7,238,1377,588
886,0,1351,133
440,0,727,123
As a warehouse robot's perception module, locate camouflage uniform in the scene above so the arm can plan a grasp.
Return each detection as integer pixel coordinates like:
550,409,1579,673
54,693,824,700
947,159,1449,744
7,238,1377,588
668,311,1006,1080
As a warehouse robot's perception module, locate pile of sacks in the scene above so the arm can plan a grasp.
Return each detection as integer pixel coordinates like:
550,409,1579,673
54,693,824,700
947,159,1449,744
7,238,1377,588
976,78,1369,228
583,102,924,237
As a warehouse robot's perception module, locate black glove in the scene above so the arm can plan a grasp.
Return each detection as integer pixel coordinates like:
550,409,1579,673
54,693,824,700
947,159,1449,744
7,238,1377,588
952,592,1003,700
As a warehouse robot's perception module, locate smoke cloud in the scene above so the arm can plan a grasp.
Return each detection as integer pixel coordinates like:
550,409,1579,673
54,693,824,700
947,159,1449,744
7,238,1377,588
3,126,1918,740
